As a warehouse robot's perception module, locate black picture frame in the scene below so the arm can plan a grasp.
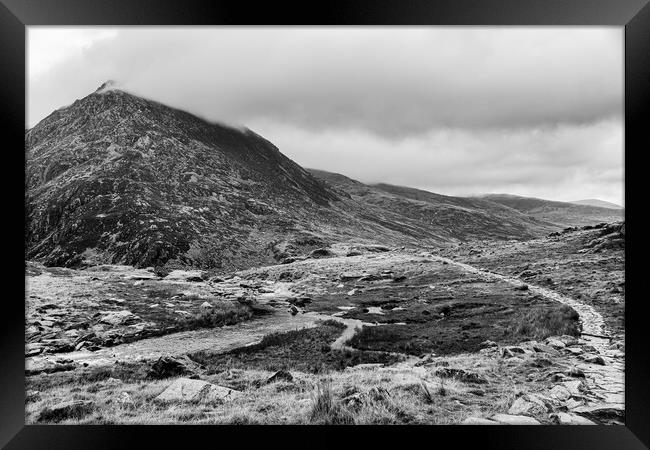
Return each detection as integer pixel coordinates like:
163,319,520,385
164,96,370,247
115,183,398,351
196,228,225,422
2,1,648,448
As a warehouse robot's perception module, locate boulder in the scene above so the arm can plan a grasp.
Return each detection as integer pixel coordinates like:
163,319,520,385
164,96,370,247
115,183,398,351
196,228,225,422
480,340,498,348
200,301,213,309
155,378,240,403
562,380,584,396
267,369,293,384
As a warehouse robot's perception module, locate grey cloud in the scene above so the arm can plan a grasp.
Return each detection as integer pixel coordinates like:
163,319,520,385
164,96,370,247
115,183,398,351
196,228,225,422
28,27,622,136
27,27,624,204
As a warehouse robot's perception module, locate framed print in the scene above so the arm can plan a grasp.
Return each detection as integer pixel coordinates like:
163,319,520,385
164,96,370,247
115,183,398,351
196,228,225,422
1,0,648,448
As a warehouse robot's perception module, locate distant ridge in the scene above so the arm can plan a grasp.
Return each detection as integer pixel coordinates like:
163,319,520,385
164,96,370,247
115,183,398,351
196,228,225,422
571,199,623,210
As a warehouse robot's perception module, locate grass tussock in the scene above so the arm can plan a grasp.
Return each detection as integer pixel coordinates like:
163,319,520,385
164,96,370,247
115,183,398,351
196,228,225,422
309,381,355,425
509,305,580,340
175,303,254,331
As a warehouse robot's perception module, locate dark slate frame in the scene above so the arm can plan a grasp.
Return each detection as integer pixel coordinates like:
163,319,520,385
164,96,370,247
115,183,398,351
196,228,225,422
2,1,648,448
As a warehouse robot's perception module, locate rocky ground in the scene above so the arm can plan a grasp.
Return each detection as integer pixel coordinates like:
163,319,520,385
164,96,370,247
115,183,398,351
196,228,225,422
24,224,624,425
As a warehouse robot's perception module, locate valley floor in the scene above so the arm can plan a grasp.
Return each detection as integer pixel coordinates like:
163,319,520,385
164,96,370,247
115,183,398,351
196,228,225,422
24,225,624,425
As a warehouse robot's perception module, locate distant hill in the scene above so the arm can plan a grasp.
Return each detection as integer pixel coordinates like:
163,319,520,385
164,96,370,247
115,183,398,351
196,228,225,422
310,170,557,242
571,199,623,210
474,194,623,228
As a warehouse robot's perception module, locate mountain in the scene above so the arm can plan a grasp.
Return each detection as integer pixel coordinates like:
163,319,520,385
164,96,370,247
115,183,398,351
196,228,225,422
309,170,556,241
474,194,623,227
26,84,604,271
25,84,346,269
571,199,623,210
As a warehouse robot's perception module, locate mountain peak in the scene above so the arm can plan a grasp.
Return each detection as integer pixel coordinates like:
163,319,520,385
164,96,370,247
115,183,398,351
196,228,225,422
95,80,119,93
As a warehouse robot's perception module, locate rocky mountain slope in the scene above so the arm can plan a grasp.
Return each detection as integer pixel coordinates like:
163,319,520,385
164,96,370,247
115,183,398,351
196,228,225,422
26,84,610,271
473,194,623,227
26,84,399,271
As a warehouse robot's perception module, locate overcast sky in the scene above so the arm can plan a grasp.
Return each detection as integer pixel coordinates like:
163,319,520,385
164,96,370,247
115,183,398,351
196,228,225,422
27,27,624,205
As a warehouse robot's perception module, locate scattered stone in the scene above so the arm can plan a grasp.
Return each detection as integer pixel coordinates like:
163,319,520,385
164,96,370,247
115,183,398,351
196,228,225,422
392,275,407,283
117,392,135,408
562,380,583,396
105,377,122,386
566,368,586,378
267,370,293,384
37,400,94,423
462,417,499,425
549,385,572,401
289,305,299,316
552,412,596,425
491,414,540,425
565,347,584,356
480,340,498,348
288,297,312,307
501,347,525,358
309,248,332,258
435,368,488,384
572,404,625,425
508,395,548,415
99,310,139,326
546,338,566,349
346,251,362,257
566,398,584,410
514,284,529,291
558,335,579,346
148,356,193,379
155,378,240,403
532,344,559,355
346,289,356,296
343,393,364,410
340,272,364,281
582,354,606,365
